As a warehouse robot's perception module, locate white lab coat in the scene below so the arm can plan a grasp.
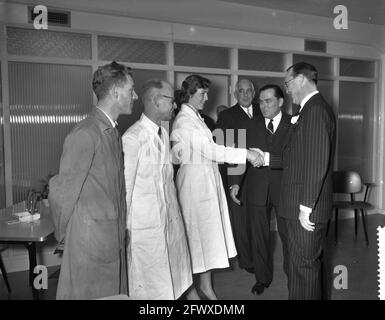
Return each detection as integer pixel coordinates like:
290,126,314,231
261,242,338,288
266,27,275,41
123,114,192,300
171,104,247,273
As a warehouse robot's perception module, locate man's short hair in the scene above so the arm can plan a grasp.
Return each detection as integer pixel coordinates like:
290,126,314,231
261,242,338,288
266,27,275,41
259,84,284,100
141,79,165,105
287,62,318,85
92,61,133,101
235,79,255,93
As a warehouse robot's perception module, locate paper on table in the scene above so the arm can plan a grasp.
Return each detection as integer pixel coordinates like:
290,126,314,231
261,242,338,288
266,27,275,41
12,211,30,218
19,213,40,223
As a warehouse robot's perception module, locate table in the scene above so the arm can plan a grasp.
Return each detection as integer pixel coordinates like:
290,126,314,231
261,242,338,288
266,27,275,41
0,204,55,300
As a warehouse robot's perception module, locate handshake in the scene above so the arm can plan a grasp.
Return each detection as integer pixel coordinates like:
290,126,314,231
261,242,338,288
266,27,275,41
246,148,265,167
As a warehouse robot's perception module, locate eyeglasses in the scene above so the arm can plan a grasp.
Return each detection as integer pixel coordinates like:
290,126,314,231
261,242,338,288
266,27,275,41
284,77,297,88
161,95,175,104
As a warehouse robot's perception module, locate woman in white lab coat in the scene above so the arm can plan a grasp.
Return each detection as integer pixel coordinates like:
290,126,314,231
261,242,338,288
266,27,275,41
171,75,260,300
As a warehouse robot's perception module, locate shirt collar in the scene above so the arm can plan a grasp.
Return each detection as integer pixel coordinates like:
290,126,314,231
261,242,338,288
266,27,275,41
265,111,282,129
239,104,253,116
96,106,117,128
141,113,161,135
299,90,319,112
182,104,204,121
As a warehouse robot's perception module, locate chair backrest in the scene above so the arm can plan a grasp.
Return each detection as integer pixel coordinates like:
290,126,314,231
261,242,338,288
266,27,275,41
332,171,362,194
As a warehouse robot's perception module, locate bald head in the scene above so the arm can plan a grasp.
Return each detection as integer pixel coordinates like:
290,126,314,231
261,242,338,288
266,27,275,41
235,79,254,92
141,80,170,107
141,79,175,124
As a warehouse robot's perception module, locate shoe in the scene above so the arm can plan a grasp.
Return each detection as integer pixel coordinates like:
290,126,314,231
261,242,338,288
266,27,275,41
251,282,266,295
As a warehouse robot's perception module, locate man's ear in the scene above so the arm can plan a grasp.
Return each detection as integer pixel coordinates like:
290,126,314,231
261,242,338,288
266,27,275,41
152,94,160,108
110,85,119,99
278,97,284,108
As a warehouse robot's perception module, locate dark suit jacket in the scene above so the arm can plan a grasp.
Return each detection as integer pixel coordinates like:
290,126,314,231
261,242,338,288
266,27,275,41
243,113,291,207
201,113,216,132
279,93,336,223
216,103,260,188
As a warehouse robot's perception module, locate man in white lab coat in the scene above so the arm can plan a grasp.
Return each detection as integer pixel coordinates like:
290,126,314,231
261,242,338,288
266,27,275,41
122,79,192,300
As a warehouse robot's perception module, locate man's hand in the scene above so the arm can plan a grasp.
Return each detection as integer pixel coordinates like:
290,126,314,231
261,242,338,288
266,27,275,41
299,208,315,231
230,184,241,205
246,149,265,167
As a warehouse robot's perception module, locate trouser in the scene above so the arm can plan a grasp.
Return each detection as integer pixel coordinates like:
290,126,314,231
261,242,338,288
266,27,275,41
228,198,252,269
247,203,274,285
283,218,328,300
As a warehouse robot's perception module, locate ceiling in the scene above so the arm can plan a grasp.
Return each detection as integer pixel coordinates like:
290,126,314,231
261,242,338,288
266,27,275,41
220,0,385,25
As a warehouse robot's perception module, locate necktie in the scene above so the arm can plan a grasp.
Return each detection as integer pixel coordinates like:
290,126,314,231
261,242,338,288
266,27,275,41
247,107,253,119
158,127,162,139
292,104,301,116
267,119,274,134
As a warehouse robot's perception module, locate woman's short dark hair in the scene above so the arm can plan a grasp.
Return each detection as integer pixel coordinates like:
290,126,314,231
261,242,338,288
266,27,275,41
179,74,211,104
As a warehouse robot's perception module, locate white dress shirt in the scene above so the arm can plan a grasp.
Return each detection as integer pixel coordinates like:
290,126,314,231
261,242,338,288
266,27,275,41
291,91,319,124
262,111,282,166
239,104,253,118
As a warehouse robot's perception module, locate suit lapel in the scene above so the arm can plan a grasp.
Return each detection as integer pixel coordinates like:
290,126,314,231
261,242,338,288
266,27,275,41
234,104,252,122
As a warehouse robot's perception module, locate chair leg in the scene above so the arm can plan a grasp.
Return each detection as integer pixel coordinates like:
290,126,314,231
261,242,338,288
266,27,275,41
0,255,11,293
354,209,358,237
334,209,339,245
360,209,369,246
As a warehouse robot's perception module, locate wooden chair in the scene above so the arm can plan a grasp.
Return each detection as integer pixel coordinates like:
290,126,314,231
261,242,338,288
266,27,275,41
330,171,375,246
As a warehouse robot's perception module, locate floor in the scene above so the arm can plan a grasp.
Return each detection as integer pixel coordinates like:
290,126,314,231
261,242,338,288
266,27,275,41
1,213,384,300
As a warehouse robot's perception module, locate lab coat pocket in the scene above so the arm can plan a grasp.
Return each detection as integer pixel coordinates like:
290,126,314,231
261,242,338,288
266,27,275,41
131,194,161,230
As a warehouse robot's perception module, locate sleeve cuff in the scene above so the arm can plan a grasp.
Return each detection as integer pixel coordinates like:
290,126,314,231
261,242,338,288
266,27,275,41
264,152,270,166
300,204,312,214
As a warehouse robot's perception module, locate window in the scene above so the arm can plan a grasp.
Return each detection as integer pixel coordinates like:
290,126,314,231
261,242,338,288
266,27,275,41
238,50,284,72
7,27,91,59
98,36,166,64
340,59,375,78
174,43,229,69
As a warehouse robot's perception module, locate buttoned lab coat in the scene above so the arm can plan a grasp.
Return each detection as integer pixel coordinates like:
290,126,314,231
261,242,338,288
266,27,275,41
123,114,192,300
171,104,247,273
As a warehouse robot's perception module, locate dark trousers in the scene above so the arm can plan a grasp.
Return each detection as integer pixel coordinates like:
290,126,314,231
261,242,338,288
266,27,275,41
276,215,290,278
247,203,274,285
228,198,252,269
283,218,328,300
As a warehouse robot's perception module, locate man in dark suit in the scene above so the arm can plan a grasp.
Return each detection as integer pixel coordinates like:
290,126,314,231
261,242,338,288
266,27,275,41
216,79,261,271
279,62,336,299
229,85,291,295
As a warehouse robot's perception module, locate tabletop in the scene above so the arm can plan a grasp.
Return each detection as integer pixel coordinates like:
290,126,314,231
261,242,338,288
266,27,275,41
0,203,55,242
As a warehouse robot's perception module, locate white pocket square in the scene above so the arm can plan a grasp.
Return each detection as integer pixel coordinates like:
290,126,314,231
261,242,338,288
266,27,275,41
291,115,299,124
